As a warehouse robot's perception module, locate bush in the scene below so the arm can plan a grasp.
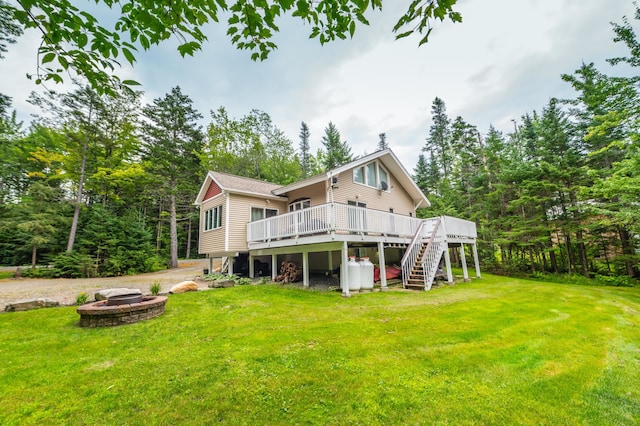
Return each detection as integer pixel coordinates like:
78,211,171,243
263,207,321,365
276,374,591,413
75,292,89,305
20,267,56,278
150,281,162,295
52,252,95,278
594,274,638,287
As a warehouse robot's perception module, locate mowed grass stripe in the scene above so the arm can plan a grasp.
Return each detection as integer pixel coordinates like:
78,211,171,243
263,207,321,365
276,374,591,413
0,275,638,425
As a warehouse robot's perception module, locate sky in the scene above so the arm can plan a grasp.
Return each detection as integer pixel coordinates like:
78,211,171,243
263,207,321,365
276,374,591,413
0,0,636,172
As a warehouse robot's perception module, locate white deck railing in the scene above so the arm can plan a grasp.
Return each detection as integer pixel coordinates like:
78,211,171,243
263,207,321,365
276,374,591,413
247,204,476,244
247,203,424,243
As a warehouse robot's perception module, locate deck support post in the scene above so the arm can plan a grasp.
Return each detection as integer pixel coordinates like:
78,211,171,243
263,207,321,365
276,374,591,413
459,245,469,282
443,245,454,284
302,251,309,288
377,241,388,291
341,241,350,297
228,256,234,276
472,243,481,278
249,254,254,278
271,254,277,281
328,251,333,275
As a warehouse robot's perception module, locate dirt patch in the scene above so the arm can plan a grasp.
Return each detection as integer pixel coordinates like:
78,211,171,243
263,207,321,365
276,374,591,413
0,259,215,311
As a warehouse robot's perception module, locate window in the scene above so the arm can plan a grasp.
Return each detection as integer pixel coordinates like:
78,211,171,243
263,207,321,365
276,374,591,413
289,198,311,212
251,207,278,222
204,205,222,231
352,161,390,191
354,167,364,184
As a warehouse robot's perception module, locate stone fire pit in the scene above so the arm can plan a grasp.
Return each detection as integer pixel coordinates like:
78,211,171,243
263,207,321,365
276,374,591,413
77,295,167,328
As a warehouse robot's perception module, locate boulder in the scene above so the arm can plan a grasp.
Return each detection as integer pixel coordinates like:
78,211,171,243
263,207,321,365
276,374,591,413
208,279,235,288
5,298,59,312
169,281,199,294
95,288,142,301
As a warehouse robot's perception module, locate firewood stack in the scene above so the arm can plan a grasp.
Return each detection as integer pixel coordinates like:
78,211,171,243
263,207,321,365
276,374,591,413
275,261,302,283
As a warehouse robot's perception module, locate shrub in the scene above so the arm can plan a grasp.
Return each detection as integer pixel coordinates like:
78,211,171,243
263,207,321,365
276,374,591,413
202,272,227,282
594,274,638,287
20,267,56,278
236,277,252,286
52,252,95,278
75,292,89,305
150,281,162,295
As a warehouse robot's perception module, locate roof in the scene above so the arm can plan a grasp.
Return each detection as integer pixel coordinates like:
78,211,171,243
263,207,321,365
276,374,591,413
195,149,430,208
194,171,286,204
273,149,431,208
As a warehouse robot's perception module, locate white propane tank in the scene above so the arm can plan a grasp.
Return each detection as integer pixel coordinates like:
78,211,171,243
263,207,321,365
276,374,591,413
359,257,374,291
347,256,361,292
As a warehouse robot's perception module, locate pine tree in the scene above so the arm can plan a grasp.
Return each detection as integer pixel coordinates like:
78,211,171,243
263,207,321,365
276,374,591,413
141,86,204,268
413,153,429,195
299,121,311,178
424,97,452,175
377,133,388,150
321,121,352,170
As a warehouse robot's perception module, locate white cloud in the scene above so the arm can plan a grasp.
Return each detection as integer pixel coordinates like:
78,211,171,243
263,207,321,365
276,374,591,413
1,0,636,172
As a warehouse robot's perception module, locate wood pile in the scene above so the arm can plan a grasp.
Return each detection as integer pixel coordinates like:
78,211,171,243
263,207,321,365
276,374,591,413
275,261,302,283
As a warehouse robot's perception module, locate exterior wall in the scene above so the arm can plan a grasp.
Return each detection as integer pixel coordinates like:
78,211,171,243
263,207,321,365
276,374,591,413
227,194,287,252
198,193,226,254
330,164,415,216
284,181,327,208
204,180,222,199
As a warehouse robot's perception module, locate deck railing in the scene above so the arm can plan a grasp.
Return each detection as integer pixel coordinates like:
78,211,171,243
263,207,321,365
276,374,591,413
246,204,477,244
247,203,423,243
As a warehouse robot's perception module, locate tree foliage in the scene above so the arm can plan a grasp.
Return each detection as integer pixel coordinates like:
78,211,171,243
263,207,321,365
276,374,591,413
321,121,352,170
4,0,461,95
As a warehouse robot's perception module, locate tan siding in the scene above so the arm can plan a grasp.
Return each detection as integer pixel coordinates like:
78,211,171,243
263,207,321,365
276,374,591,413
198,194,225,254
285,182,327,208
227,194,287,252
331,165,414,216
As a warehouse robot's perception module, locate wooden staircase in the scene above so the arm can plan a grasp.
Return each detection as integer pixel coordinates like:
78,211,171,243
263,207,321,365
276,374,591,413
401,218,446,291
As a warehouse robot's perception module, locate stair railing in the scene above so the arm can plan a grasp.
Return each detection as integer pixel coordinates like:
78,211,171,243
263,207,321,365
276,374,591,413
400,221,425,288
418,218,445,290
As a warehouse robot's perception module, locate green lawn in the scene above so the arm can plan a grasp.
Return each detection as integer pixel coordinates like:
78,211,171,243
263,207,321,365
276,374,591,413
1,275,639,425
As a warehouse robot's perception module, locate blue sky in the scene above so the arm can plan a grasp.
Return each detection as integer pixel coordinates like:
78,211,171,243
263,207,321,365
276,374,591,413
0,0,635,172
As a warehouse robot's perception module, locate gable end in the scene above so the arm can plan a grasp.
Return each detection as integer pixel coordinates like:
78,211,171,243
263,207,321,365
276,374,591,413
204,180,222,201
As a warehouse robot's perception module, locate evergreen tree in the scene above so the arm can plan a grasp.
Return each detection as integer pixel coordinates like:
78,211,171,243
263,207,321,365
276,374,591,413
377,133,388,150
321,121,352,170
424,97,452,175
141,86,204,268
299,121,311,178
413,153,429,195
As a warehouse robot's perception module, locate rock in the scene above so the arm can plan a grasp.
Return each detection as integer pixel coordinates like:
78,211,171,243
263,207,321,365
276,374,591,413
95,288,142,301
208,279,235,288
5,298,59,312
169,281,199,294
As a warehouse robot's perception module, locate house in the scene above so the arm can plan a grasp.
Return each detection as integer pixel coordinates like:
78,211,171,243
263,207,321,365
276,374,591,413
194,149,480,295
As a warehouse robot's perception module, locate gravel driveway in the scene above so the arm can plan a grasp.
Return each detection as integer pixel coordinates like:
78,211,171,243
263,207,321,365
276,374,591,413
0,259,214,311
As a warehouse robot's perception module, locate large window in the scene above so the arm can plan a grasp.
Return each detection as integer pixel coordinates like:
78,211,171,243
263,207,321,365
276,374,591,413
251,207,278,222
353,161,390,191
204,205,223,231
289,198,311,212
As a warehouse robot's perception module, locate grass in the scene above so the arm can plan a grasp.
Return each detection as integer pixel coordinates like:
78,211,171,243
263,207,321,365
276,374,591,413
0,274,639,425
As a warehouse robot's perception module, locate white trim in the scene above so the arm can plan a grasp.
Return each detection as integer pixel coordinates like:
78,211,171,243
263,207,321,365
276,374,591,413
352,160,391,192
249,205,279,222
226,189,286,201
224,193,230,252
